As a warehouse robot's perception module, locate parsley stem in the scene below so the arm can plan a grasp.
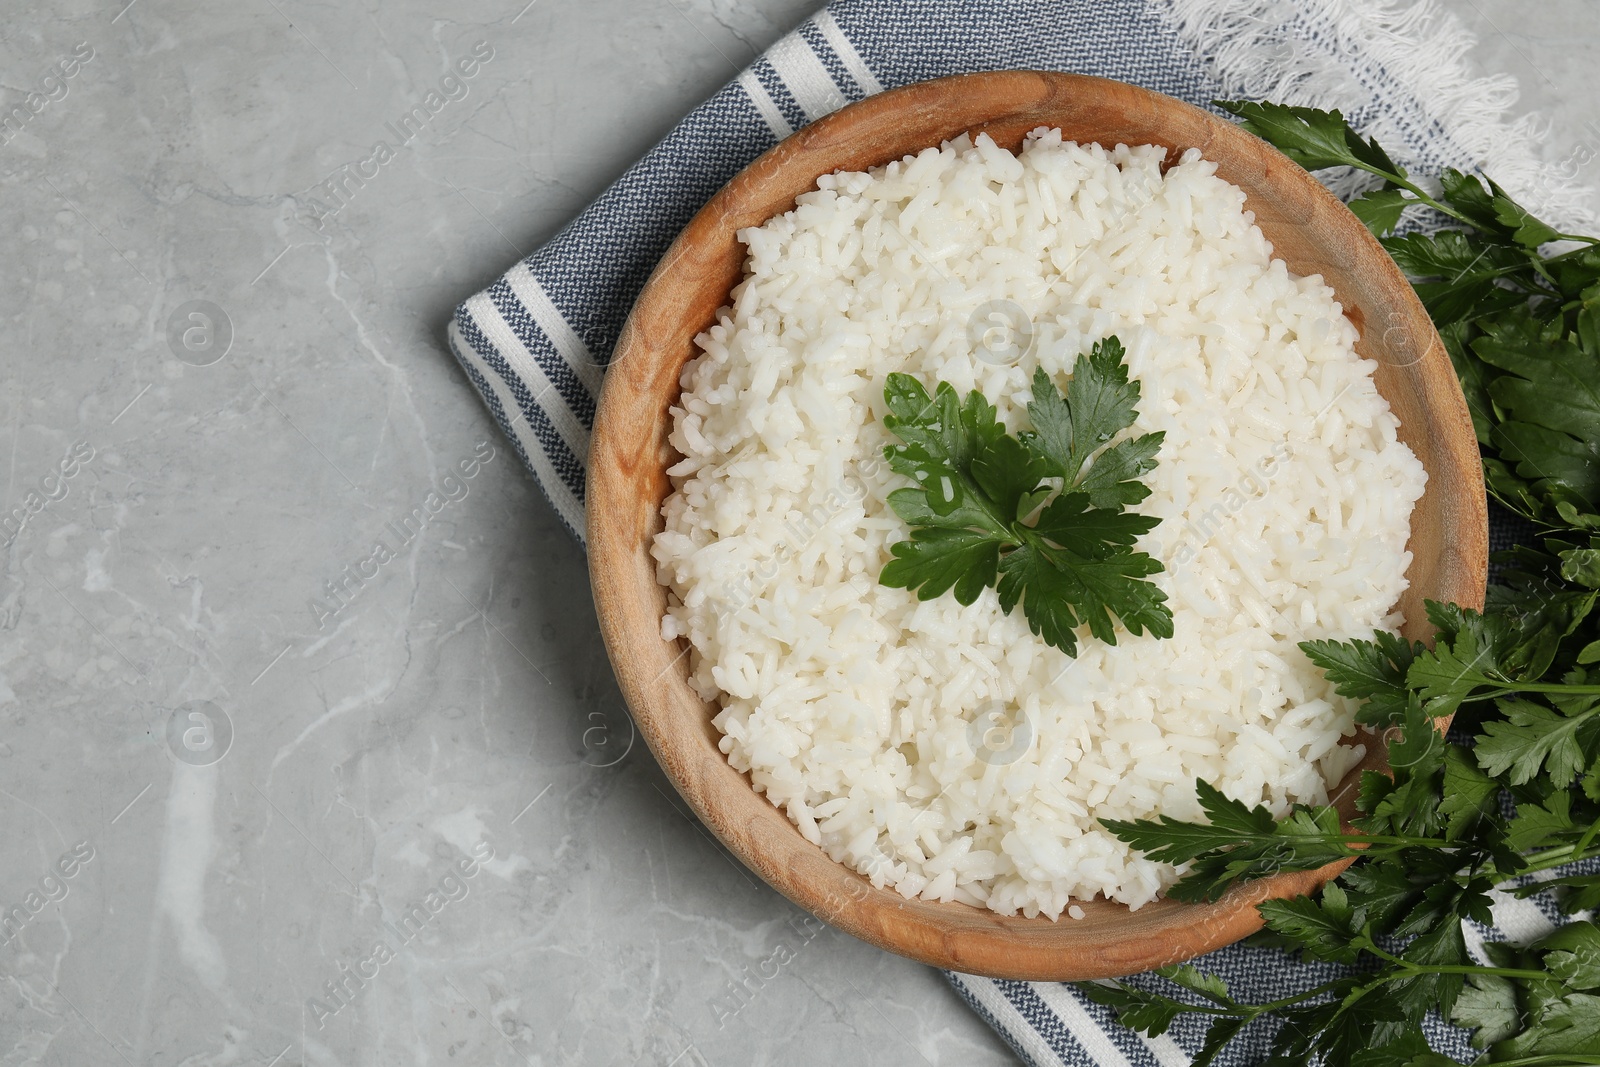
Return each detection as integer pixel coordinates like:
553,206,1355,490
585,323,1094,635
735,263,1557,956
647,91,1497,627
1133,977,1349,1020
1368,174,1600,251
1516,842,1591,878
1334,833,1446,848
1404,963,1548,979
1372,177,1475,229
1449,683,1600,714
1488,1057,1600,1067
1548,240,1600,259
1484,682,1600,697
1446,839,1600,895
1362,943,1547,981
1282,832,1449,853
956,471,1020,540
1574,813,1600,858
1244,978,1349,1014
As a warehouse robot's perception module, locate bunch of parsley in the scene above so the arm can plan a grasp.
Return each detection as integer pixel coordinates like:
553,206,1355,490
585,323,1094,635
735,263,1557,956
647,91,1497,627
877,339,1173,656
1077,103,1600,1066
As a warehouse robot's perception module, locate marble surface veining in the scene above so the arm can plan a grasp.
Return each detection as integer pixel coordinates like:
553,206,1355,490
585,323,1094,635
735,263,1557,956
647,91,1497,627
0,1,1593,1064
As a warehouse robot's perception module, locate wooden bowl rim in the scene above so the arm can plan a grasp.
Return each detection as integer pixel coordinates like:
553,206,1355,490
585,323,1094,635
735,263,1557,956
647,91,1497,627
587,70,1488,980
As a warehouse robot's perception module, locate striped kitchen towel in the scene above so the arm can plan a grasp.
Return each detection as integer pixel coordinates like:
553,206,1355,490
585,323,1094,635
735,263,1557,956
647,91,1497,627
444,1,1593,1064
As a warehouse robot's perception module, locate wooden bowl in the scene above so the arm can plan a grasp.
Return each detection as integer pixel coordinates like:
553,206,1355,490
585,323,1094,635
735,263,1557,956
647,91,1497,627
587,71,1486,980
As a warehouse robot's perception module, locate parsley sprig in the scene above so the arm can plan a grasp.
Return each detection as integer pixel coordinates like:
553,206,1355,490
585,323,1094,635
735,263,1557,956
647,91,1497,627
1076,104,1600,1066
878,337,1173,656
1089,610,1600,1066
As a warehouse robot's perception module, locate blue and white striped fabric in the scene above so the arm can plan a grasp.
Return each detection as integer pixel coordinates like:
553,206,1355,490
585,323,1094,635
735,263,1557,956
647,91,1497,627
946,867,1598,1066
444,2,1590,1063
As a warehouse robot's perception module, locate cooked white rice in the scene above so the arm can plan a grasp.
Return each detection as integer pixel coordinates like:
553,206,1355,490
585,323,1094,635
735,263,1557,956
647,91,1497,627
650,129,1426,918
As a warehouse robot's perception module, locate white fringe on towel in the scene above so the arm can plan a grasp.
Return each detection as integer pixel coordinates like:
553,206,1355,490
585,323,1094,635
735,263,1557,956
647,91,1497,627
1153,0,1597,232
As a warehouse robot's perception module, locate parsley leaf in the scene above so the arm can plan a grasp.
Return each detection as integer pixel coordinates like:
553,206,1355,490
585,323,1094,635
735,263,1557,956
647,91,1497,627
1538,921,1600,989
1380,231,1530,326
1474,312,1600,512
1019,341,1165,508
1077,982,1189,1037
1405,602,1527,717
1213,100,1400,177
1258,882,1362,965
1477,695,1600,786
1100,780,1353,903
1452,972,1523,1049
878,338,1171,656
1496,993,1600,1058
1355,694,1448,839
1438,744,1499,840
1300,630,1423,727
1347,187,1414,237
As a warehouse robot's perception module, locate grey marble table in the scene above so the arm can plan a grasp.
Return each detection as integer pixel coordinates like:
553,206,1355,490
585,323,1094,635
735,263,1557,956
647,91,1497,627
0,2,1593,1065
